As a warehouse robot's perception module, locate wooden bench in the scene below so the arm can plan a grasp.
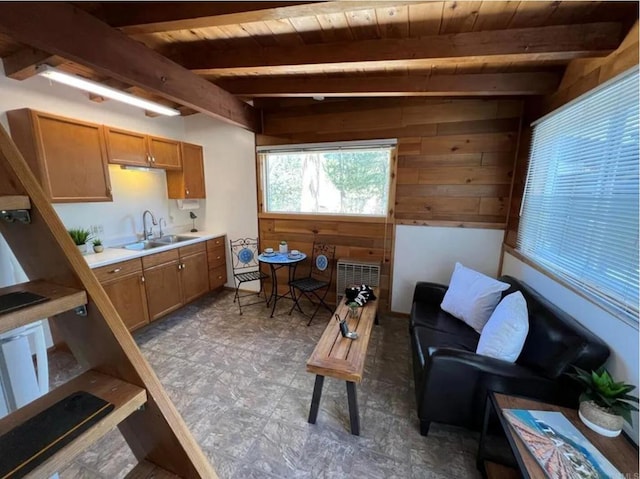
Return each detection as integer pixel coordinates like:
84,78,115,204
306,288,379,435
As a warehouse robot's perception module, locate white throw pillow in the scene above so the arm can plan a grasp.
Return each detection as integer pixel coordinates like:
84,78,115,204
476,291,529,362
440,263,510,333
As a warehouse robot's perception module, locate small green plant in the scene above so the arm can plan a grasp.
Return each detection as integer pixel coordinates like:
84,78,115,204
569,366,639,424
280,240,287,245
68,228,92,246
93,238,102,246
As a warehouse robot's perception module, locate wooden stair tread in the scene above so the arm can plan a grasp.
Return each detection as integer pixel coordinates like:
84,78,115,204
0,279,87,335
0,370,147,479
125,460,181,479
484,460,520,479
0,195,30,211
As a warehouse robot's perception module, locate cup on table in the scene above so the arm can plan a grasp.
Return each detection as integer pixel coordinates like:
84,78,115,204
265,247,273,254
291,249,300,256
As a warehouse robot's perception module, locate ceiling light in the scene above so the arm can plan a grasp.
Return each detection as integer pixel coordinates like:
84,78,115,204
36,65,180,117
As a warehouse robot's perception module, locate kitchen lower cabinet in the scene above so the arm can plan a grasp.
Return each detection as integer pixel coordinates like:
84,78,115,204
142,250,183,321
94,259,149,332
180,250,209,303
206,235,227,290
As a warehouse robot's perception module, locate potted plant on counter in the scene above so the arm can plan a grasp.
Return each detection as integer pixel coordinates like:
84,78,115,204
68,228,92,255
93,238,104,253
569,366,638,437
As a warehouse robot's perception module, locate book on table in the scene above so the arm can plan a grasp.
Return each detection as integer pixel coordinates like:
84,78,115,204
503,409,623,479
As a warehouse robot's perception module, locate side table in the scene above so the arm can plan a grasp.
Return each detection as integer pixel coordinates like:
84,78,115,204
477,392,639,479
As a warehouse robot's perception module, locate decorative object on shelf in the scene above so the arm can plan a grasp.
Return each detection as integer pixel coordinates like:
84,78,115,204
335,313,358,340
352,284,377,307
569,365,638,437
92,238,104,253
189,211,198,232
344,286,360,302
263,247,274,256
279,241,288,254
68,228,92,255
347,302,359,318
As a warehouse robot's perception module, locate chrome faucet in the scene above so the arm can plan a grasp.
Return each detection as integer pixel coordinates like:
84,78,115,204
158,218,167,238
142,210,157,240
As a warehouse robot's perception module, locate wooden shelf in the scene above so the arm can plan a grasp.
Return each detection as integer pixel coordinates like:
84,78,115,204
0,195,30,211
0,370,147,479
125,460,181,478
0,280,87,335
485,461,520,479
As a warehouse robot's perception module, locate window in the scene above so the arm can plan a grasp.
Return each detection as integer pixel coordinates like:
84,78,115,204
260,141,393,216
518,68,639,324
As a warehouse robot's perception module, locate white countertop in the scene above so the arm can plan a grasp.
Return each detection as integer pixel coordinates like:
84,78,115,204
84,231,224,269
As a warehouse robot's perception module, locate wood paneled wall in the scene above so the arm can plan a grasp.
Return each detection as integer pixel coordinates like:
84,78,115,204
256,97,524,310
505,21,639,247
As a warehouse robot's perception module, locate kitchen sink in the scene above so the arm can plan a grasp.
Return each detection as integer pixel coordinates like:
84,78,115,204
121,241,161,251
152,235,193,245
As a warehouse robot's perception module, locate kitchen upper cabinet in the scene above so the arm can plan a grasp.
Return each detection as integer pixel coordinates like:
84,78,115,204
7,109,112,203
94,259,149,332
166,142,206,199
104,127,149,167
148,136,181,170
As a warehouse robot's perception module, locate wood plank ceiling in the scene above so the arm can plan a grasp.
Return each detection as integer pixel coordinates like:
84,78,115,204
0,1,637,130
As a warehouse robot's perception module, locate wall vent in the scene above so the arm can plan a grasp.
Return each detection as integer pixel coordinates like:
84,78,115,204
336,258,381,301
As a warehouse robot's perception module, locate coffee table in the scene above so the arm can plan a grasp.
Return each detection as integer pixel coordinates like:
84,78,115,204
478,392,639,479
305,288,379,435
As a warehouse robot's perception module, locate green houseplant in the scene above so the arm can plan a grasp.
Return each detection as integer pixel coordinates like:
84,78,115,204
93,237,104,253
569,365,638,437
68,228,92,255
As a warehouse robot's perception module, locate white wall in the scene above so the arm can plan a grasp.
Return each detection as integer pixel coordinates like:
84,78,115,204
391,225,504,313
502,252,639,442
183,114,258,287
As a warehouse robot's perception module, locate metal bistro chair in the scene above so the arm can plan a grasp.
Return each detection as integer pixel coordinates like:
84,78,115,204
230,238,269,315
289,242,336,326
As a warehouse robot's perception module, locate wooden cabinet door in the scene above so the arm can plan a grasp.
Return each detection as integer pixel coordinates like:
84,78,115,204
167,142,206,199
104,127,149,167
144,260,183,321
9,110,112,203
180,251,209,303
148,136,181,170
101,272,150,332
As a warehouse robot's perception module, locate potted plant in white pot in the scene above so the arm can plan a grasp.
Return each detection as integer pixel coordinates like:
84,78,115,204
569,366,638,437
92,238,104,253
68,228,92,255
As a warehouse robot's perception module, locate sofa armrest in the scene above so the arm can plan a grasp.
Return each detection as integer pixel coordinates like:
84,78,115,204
417,348,574,429
413,282,448,305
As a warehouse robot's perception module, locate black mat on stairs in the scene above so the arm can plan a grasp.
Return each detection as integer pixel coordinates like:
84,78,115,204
0,291,49,315
0,391,114,479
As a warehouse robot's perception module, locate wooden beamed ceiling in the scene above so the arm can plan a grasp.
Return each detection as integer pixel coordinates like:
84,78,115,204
0,1,637,131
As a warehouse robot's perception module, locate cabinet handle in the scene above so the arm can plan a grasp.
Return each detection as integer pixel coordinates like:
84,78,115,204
151,156,156,163
146,154,151,164
109,268,121,274
141,276,145,283
185,188,190,196
178,264,182,270
182,263,186,269
218,275,223,279
216,256,221,260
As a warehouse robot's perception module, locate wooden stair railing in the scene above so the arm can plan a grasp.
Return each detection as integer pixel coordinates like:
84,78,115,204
0,122,217,479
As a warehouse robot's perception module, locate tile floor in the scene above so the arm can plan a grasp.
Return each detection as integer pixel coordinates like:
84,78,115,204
52,290,482,479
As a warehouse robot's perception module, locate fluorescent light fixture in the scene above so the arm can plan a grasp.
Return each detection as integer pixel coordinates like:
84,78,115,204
36,65,180,117
120,165,151,172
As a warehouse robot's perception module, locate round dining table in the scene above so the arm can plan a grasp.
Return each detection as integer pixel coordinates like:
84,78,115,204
258,251,307,318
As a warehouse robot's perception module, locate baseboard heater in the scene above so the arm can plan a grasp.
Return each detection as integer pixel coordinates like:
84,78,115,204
336,258,381,301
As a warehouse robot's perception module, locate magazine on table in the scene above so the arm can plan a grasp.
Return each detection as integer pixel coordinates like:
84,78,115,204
503,409,623,479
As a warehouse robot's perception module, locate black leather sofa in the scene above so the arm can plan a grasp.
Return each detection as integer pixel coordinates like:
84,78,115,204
410,275,610,436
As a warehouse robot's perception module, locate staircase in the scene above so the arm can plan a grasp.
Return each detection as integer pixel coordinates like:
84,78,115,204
0,123,217,478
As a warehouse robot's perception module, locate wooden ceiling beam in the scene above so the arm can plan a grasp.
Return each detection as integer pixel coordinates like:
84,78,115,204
173,22,622,76
102,1,417,34
3,49,59,80
218,72,561,97
0,2,259,131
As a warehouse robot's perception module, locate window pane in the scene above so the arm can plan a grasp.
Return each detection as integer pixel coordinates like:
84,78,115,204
264,149,391,216
517,68,639,324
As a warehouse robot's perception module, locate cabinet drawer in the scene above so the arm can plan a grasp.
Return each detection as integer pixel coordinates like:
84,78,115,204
94,258,142,283
209,265,227,290
142,249,179,269
207,245,226,268
207,236,225,249
179,241,206,257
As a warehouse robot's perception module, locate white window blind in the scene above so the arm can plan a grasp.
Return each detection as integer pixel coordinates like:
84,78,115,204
518,68,639,325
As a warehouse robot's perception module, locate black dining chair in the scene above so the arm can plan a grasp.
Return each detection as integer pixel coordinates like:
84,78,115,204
229,237,269,315
289,242,336,325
